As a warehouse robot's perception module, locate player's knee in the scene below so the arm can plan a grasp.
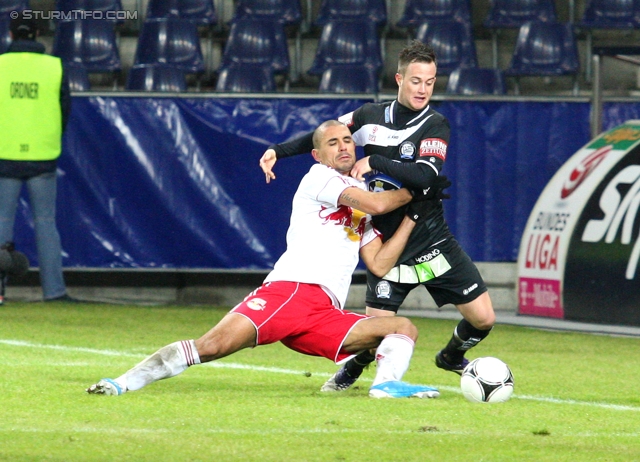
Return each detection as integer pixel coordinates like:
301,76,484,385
394,317,419,341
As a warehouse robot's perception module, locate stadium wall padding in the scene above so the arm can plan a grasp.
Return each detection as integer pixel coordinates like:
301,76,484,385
12,97,637,268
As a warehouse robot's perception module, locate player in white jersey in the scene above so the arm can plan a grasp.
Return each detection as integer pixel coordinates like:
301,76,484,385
86,121,448,399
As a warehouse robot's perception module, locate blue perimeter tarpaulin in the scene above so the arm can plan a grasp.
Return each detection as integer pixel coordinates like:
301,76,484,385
13,96,634,269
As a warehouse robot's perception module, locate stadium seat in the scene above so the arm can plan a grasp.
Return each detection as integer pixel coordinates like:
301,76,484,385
126,64,187,92
315,0,387,27
65,63,92,91
577,0,640,81
221,18,290,75
215,63,276,93
318,64,379,93
55,0,124,22
232,0,302,26
484,0,557,68
445,67,506,95
308,19,383,76
0,0,28,17
146,0,217,25
414,20,477,75
505,21,580,95
52,19,121,73
133,18,205,74
397,0,472,30
484,0,556,27
0,16,10,54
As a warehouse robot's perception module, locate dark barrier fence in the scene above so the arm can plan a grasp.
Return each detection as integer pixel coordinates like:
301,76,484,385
11,96,640,269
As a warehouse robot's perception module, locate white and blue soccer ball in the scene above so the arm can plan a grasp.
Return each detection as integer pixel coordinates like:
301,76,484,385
460,357,514,403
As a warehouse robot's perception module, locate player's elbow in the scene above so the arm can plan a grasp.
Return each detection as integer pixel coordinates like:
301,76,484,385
365,201,389,216
368,263,390,278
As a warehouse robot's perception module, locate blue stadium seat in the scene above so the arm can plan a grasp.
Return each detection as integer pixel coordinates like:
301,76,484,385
0,16,10,54
0,0,28,17
397,0,472,30
233,0,302,26
577,0,640,81
315,0,387,27
445,67,506,95
126,64,187,92
579,0,640,28
484,0,556,28
318,64,379,93
55,0,124,22
215,63,276,93
484,0,557,68
505,21,580,95
133,18,205,74
414,20,477,75
146,0,217,25
221,18,290,75
52,19,121,73
308,19,383,76
65,63,91,91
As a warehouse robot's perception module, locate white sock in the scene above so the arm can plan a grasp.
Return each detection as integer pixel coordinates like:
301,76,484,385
371,334,415,387
116,340,201,392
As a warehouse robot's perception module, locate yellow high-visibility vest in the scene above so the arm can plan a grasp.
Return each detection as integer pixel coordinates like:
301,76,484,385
0,52,63,161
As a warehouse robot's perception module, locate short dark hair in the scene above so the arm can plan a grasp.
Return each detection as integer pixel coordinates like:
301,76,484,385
10,12,40,40
397,40,437,75
312,120,345,149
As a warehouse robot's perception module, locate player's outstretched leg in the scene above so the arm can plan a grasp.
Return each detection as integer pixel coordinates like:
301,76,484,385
435,319,492,375
86,340,201,395
320,350,376,392
368,334,439,399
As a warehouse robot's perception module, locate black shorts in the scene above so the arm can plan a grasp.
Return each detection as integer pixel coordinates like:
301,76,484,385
365,238,487,312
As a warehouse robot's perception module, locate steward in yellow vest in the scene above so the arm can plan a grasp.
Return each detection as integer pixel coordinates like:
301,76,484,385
0,13,75,303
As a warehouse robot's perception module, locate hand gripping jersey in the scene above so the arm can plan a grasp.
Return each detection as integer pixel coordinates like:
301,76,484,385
264,164,379,308
339,101,454,265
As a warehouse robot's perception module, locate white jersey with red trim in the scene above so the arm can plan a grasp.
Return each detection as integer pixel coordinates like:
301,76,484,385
264,163,379,308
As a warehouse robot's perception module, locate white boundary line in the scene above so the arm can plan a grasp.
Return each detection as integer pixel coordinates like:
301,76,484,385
2,339,639,412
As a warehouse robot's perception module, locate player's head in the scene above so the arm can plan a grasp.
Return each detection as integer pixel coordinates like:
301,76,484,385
311,120,356,175
10,12,40,41
395,40,437,111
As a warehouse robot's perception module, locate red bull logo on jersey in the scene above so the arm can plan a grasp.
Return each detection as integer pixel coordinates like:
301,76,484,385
320,205,367,242
420,138,447,161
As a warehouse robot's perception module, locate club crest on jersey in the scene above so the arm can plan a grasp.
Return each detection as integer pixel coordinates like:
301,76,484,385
399,141,416,160
420,138,447,161
375,280,391,299
246,298,267,310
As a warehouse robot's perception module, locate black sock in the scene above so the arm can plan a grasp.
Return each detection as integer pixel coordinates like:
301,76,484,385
345,350,376,378
442,319,492,362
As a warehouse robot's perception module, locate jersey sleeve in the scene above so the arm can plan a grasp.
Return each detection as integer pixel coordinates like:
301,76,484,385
417,115,450,165
309,165,359,207
360,221,381,248
271,132,314,159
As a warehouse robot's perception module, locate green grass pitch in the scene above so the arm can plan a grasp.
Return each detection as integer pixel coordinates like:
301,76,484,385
0,302,639,461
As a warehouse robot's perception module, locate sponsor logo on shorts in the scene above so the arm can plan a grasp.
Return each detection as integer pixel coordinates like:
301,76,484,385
246,298,267,310
399,141,416,159
375,281,391,299
415,248,441,263
463,283,478,296
419,138,447,161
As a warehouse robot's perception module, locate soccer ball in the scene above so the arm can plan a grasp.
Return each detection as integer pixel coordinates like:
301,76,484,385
460,357,514,403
